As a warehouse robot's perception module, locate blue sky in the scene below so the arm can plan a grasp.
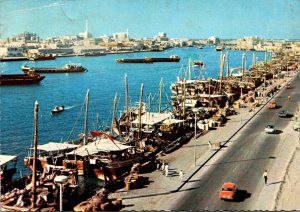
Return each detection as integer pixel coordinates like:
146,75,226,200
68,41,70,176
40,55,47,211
0,0,299,39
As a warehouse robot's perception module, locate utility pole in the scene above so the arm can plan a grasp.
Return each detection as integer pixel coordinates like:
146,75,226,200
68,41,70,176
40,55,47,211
31,100,38,209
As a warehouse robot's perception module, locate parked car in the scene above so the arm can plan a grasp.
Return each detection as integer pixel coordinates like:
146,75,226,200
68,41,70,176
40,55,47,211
268,100,277,109
278,110,288,118
293,122,300,131
219,182,238,200
265,124,276,134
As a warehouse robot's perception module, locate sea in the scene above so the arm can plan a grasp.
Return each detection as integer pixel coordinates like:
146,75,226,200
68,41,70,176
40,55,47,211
0,46,269,207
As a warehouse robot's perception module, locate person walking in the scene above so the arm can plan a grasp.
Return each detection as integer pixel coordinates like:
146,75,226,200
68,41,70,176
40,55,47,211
263,170,268,185
156,160,160,171
161,162,165,174
165,163,169,177
179,170,184,182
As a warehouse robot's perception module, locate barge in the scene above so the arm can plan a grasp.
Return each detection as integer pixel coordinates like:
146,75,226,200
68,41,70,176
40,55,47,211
0,72,45,85
21,63,87,73
27,53,56,61
116,55,180,63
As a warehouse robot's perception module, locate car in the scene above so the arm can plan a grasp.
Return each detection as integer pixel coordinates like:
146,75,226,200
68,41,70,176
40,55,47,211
286,83,292,89
219,182,238,200
268,100,277,109
265,124,276,134
294,122,300,131
278,110,288,118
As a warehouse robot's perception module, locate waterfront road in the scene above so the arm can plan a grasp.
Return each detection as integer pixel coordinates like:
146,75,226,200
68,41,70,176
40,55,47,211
110,72,300,211
172,75,300,210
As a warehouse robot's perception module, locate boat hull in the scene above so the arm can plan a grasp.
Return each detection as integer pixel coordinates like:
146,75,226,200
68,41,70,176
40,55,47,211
22,66,86,74
0,74,45,85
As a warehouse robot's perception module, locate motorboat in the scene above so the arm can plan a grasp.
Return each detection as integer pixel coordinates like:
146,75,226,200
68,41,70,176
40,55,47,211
51,105,64,114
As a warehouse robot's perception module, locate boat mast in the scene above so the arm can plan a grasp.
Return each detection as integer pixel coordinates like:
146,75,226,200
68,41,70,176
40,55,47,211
31,100,38,209
83,90,89,145
188,58,191,80
158,78,163,113
252,52,255,68
125,74,129,124
111,93,117,135
219,53,225,93
183,79,186,117
138,83,144,139
201,63,205,80
226,51,230,78
242,53,246,77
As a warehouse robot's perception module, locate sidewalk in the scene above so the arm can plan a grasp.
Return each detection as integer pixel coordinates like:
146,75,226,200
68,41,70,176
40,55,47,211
109,74,299,211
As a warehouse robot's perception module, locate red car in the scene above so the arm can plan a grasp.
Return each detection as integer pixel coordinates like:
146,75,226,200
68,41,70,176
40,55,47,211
219,182,238,200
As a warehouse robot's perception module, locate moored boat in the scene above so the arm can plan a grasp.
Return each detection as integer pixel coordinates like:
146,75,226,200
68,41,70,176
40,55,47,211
65,132,142,181
116,55,180,63
0,155,18,193
24,142,79,173
27,53,56,61
0,72,45,85
21,63,87,74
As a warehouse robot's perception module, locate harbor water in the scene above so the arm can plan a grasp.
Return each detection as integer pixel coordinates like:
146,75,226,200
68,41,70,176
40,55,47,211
0,46,268,205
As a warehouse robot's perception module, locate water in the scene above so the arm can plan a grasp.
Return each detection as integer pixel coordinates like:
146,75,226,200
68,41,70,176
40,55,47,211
0,46,268,177
1,46,269,207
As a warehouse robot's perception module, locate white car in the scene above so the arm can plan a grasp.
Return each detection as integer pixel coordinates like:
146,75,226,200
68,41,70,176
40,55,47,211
294,122,300,131
265,124,276,134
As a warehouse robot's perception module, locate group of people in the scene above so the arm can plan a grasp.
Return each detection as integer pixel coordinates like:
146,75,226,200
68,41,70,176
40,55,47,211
156,160,184,181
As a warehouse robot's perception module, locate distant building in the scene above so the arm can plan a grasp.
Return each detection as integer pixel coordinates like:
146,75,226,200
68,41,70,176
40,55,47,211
236,36,260,50
155,32,169,42
207,36,220,45
0,46,24,57
113,29,129,42
12,32,39,43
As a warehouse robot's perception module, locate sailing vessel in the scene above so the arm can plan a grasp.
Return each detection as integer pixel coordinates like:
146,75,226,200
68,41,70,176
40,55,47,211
0,155,18,193
66,132,142,181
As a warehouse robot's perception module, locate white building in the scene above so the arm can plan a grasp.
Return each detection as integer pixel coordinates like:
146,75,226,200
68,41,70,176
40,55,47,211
0,47,24,57
113,29,129,42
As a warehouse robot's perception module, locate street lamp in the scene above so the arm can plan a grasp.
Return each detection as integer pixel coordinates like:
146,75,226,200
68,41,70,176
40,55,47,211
192,109,198,167
54,175,68,211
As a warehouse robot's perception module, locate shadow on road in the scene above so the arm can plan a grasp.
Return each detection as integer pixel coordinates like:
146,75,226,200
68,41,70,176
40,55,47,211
233,189,251,202
274,129,283,134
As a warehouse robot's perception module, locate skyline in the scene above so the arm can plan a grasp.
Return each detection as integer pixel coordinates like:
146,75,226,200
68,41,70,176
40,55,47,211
0,0,300,39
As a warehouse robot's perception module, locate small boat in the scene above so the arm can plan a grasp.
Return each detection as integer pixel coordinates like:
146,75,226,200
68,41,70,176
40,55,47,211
22,63,87,74
194,60,204,66
51,105,64,114
0,71,45,86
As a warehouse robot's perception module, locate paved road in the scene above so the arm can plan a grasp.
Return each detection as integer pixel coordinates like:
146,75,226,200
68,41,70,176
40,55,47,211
174,75,300,210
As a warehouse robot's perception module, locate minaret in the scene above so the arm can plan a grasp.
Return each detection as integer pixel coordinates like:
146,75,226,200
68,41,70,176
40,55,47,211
85,20,88,39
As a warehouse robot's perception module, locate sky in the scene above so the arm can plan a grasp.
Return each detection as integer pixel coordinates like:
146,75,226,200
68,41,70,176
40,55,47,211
0,0,299,39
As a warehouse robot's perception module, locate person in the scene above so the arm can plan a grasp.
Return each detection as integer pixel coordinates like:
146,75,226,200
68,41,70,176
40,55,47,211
161,162,165,173
263,170,268,185
156,160,160,171
165,163,169,177
295,114,298,121
179,170,184,182
288,96,291,101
